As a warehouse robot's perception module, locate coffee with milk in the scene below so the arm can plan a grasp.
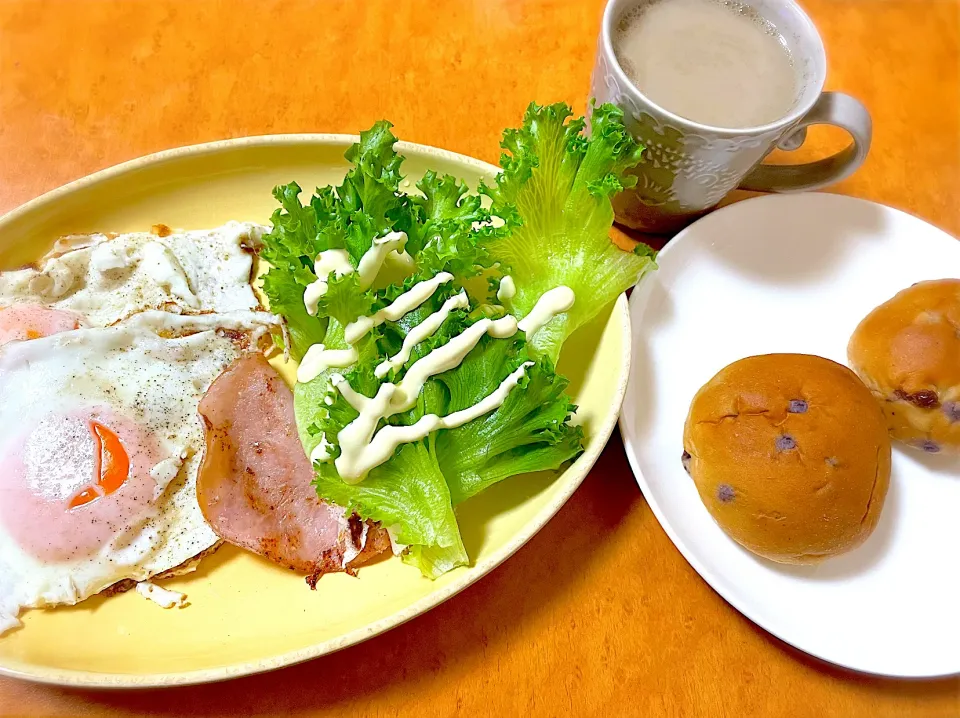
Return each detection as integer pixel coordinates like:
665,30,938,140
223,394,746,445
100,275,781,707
613,0,801,129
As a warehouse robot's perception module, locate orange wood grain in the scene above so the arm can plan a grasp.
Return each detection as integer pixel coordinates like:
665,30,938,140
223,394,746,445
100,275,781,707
1,1,958,716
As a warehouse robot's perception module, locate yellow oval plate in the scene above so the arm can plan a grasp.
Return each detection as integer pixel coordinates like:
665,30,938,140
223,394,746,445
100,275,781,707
0,136,631,687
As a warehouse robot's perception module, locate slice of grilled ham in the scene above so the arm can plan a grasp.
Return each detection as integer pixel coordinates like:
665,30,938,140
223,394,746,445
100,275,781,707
196,353,387,584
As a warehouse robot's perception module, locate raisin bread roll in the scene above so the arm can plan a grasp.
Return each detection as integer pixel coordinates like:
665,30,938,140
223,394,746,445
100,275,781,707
848,279,960,454
683,354,891,564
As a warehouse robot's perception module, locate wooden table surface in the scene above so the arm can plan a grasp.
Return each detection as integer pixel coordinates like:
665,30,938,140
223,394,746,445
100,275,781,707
1,1,958,716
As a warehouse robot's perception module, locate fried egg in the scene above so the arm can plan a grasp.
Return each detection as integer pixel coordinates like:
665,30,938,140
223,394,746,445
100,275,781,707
0,221,266,327
0,310,278,634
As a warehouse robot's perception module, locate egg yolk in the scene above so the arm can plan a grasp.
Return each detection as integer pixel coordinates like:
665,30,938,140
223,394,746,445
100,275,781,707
68,422,131,509
0,304,81,346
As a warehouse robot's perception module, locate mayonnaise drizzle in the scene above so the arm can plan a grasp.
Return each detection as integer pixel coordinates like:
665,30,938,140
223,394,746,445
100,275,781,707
304,249,353,316
333,362,533,483
517,286,575,337
356,231,408,288
330,315,519,482
298,236,575,483
344,271,454,345
390,315,517,410
330,372,372,412
303,232,410,316
321,282,575,482
374,292,469,379
297,344,360,384
497,275,516,303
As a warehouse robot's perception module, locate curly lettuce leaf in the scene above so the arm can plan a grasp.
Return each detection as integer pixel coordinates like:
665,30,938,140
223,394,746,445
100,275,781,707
405,171,491,278
258,182,328,360
315,440,466,580
260,265,326,362
338,122,414,263
257,123,409,359
313,273,374,329
480,102,657,361
303,294,581,578
293,274,467,461
310,364,468,579
260,182,324,271
433,335,582,503
294,321,381,456
260,122,500,359
263,108,652,581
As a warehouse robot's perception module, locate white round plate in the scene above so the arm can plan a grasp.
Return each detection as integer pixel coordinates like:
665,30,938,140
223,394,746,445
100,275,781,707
619,192,960,678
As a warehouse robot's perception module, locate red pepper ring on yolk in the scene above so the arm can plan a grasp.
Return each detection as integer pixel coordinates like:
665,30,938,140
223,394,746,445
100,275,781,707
68,421,131,509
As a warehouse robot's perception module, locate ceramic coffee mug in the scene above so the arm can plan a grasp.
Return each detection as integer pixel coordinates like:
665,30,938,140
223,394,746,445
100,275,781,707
590,0,872,233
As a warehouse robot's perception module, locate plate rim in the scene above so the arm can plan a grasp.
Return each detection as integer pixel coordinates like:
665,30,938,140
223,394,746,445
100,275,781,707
0,133,502,227
618,192,960,680
0,135,633,688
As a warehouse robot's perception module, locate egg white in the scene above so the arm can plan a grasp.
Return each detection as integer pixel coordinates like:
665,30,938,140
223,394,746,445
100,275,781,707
0,221,266,326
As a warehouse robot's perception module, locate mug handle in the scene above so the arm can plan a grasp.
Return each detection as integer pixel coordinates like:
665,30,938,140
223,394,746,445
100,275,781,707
739,92,872,192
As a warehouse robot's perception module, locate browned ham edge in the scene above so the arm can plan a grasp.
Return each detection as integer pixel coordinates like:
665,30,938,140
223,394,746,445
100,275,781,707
196,353,388,585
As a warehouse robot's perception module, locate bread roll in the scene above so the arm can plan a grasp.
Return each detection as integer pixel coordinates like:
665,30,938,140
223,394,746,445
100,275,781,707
682,354,891,564
848,279,960,454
